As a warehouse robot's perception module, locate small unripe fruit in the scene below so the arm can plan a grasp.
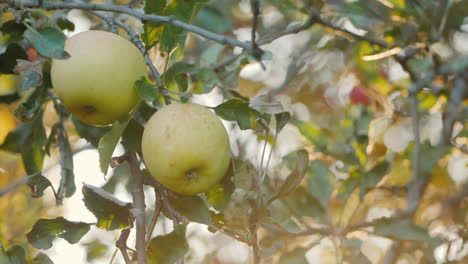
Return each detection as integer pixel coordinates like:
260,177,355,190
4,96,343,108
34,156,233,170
51,30,147,126
142,103,231,195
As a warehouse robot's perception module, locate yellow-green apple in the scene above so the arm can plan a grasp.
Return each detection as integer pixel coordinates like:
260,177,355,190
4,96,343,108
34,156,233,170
142,103,231,195
51,30,147,126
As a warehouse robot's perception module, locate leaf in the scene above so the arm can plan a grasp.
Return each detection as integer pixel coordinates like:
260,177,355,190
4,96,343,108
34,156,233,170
25,172,54,198
98,119,130,174
268,150,309,204
250,95,284,114
201,44,224,63
47,122,74,200
275,112,291,134
0,21,27,46
0,44,28,74
0,111,46,174
278,247,309,264
5,245,27,264
337,171,361,200
32,252,54,264
14,59,43,90
167,195,212,225
24,27,70,59
194,5,233,34
214,99,267,130
141,0,166,49
72,116,111,147
82,240,107,262
26,217,91,250
148,224,188,264
82,184,133,230
163,62,195,92
193,68,219,94
121,118,144,154
359,160,390,200
290,118,327,151
159,0,210,52
206,173,235,212
306,160,335,208
372,218,441,246
14,85,47,122
56,17,75,31
135,76,159,101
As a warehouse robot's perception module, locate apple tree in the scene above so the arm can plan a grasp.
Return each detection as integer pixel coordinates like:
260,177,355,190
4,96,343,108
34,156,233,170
0,0,467,263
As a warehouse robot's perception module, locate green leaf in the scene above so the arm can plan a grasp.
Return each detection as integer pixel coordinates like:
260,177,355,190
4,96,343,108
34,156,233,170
268,150,309,204
337,171,360,201
206,173,235,212
55,122,75,198
98,119,130,174
141,0,166,49
5,245,27,264
194,5,233,34
135,77,159,101
25,172,54,198
72,116,111,147
275,112,291,134
306,160,335,208
121,119,144,155
372,218,441,246
32,252,54,264
167,195,212,225
214,99,266,130
278,247,308,264
14,85,47,122
24,27,70,60
0,111,46,174
193,68,219,94
21,71,42,90
82,184,133,230
290,118,327,151
163,62,195,92
56,17,75,31
0,21,27,45
359,160,390,200
26,217,91,250
101,164,131,194
201,44,224,63
142,21,164,50
159,0,209,52
148,224,188,264
0,44,27,74
83,240,107,262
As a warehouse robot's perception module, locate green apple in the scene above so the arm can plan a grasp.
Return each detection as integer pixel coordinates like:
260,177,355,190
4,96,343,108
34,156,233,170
51,30,147,126
142,103,231,195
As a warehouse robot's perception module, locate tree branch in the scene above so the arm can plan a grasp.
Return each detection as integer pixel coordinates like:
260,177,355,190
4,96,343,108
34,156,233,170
116,228,132,264
127,151,148,264
7,0,253,50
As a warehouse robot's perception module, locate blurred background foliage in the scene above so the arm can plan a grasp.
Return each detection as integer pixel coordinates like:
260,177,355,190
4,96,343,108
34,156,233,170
0,0,467,263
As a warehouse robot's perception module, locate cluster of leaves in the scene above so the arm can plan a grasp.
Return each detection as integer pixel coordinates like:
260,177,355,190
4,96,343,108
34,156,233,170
0,0,467,263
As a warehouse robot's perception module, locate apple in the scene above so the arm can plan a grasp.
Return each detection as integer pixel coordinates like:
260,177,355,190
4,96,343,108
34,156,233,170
142,103,231,195
350,85,370,106
51,30,147,126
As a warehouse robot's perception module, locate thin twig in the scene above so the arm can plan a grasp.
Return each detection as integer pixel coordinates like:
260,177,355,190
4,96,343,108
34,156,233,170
146,188,163,247
250,0,265,70
7,0,253,50
116,228,132,264
127,151,148,264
